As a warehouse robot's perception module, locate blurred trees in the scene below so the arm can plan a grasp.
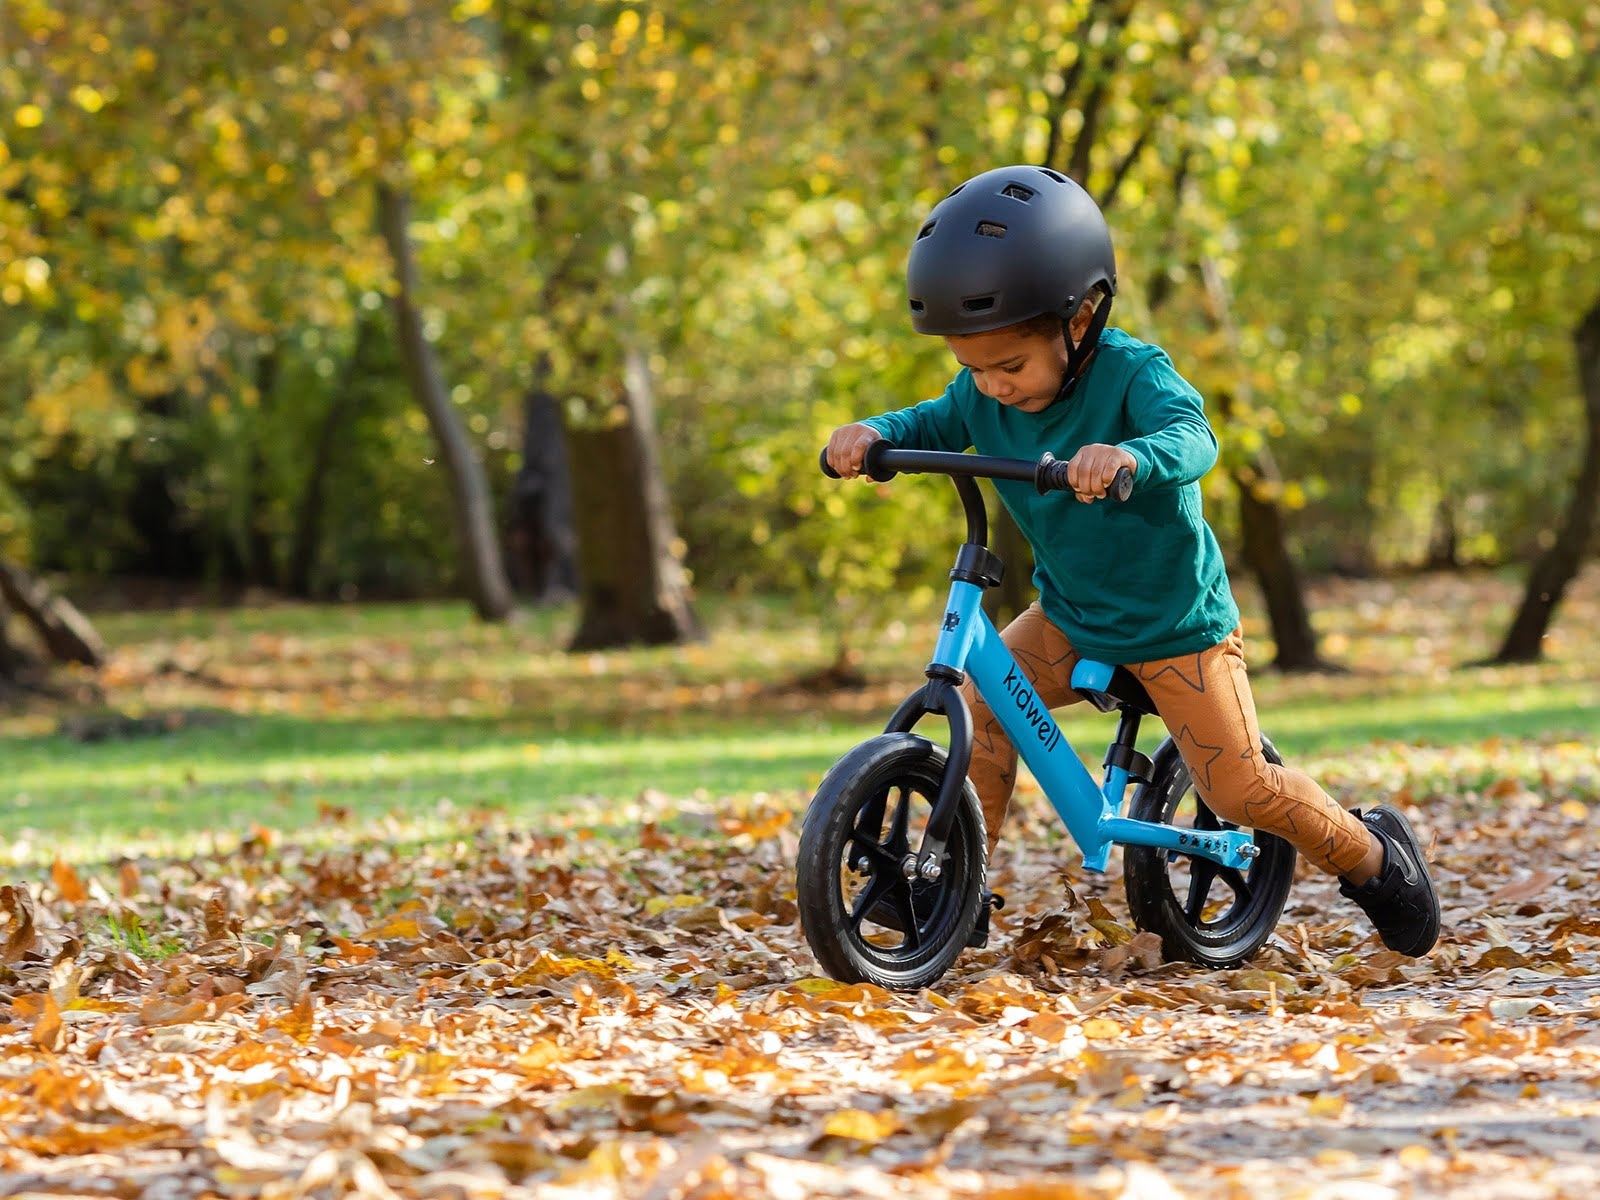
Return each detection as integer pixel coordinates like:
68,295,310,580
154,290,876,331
0,1,1594,656
496,1,727,647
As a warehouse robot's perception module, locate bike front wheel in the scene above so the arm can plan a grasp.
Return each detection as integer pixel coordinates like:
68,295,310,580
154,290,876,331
1123,735,1297,967
796,733,986,991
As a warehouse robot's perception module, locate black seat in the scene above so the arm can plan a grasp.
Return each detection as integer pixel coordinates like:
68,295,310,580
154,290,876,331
1075,665,1158,716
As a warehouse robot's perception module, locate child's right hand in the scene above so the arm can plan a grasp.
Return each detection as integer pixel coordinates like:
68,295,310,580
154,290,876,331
825,423,883,478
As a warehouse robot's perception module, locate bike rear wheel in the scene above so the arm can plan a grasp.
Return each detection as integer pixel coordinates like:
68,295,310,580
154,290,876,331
796,733,986,991
1123,735,1297,967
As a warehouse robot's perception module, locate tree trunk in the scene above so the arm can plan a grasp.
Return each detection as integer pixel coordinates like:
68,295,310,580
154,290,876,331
0,592,23,682
512,382,579,603
377,179,515,622
245,343,281,588
287,316,376,597
1212,394,1332,672
1492,294,1600,663
1425,494,1461,570
125,392,208,579
0,559,105,667
1199,258,1331,671
1229,454,1328,670
566,343,702,650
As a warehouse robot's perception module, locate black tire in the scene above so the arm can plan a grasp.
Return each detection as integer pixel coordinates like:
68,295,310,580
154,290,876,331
1123,735,1297,967
796,733,986,991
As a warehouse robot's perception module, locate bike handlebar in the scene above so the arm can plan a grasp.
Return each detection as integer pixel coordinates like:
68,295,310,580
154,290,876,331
819,443,1134,503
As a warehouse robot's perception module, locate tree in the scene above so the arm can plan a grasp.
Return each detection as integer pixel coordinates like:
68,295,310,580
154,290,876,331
497,2,722,648
510,383,578,603
1494,296,1600,662
1476,4,1600,660
379,179,514,620
1,1,527,606
1196,258,1334,671
3,0,1593,650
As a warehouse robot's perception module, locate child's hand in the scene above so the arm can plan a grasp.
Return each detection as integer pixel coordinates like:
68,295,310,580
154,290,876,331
1067,444,1137,502
825,423,883,478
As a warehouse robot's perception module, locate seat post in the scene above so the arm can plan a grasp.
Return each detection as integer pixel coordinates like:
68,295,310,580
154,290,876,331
1104,705,1154,788
1112,706,1141,751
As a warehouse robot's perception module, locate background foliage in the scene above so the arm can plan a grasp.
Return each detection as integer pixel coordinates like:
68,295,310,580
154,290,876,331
0,0,1595,606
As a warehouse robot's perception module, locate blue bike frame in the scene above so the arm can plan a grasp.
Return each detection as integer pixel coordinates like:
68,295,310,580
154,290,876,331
823,441,1257,882
927,578,1258,875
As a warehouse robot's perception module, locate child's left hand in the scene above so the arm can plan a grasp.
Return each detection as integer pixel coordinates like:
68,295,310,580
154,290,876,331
1066,444,1138,502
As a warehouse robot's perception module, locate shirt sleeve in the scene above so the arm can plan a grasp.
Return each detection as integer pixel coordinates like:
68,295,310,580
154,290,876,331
860,373,972,452
1116,352,1219,490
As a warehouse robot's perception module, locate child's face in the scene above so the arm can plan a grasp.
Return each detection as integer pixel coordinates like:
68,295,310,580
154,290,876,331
944,324,1070,414
943,300,1095,414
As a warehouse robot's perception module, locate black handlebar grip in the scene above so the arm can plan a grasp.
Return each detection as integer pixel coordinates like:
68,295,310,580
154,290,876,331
1034,453,1070,493
862,440,898,482
1108,465,1134,502
1035,454,1134,502
819,442,899,481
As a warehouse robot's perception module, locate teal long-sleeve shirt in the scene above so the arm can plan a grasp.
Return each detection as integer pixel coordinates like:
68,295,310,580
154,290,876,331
863,327,1238,664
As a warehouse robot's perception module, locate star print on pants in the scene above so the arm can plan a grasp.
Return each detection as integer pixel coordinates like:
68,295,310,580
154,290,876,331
1311,833,1348,870
1244,795,1300,836
1174,724,1226,794
970,708,1010,760
1136,652,1208,694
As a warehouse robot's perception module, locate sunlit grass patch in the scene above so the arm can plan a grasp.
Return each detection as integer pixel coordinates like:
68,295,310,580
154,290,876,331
1,567,1595,865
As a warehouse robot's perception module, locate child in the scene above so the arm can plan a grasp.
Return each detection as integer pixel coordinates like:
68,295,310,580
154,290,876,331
824,165,1440,956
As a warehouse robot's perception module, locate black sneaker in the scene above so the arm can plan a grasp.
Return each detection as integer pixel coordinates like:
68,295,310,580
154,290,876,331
867,882,1000,949
1337,805,1440,957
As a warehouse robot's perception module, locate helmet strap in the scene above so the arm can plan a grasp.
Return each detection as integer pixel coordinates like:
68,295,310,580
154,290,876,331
1053,290,1114,404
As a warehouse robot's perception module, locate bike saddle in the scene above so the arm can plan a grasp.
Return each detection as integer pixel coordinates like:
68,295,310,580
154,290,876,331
1070,659,1158,715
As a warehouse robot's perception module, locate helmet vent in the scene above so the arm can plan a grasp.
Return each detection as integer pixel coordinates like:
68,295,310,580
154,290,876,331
962,295,996,312
909,299,925,312
975,221,1007,238
1036,167,1067,183
947,183,966,197
1000,183,1035,202
917,220,937,240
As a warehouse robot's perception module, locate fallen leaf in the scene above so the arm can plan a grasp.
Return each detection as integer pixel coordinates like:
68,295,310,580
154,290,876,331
1308,1093,1347,1118
0,885,38,963
204,889,232,941
51,858,88,903
32,992,64,1051
1486,869,1561,906
820,1108,900,1143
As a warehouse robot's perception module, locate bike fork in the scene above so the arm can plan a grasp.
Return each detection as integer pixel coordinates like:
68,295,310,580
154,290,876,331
882,673,972,883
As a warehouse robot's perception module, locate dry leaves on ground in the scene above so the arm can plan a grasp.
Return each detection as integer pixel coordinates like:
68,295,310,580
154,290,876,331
2,746,1599,1199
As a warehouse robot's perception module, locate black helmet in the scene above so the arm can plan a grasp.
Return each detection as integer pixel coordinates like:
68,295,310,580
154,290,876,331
907,165,1117,393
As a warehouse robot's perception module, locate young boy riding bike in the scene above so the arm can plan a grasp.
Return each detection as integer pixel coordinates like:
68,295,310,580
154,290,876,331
824,165,1440,957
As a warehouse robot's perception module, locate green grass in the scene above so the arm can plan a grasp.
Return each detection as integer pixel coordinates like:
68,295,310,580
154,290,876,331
88,911,186,960
3,568,1597,864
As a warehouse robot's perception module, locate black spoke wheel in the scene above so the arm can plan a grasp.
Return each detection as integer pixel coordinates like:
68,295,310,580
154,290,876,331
1123,735,1297,967
796,734,986,991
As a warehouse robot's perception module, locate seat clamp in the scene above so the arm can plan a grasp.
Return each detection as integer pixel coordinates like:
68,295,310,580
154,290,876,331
1104,743,1153,783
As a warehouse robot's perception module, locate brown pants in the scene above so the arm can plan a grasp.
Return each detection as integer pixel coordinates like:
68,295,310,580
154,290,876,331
961,603,1370,876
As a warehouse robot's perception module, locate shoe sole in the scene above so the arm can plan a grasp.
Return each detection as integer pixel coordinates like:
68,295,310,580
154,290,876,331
1366,804,1441,956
